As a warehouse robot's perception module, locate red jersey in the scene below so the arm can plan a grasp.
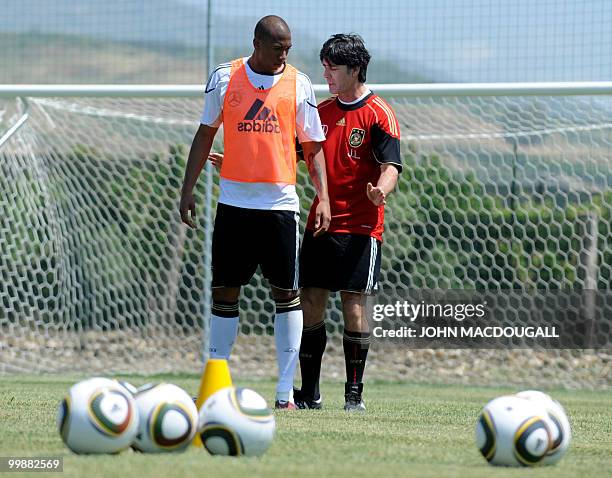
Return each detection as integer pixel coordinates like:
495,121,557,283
306,92,402,241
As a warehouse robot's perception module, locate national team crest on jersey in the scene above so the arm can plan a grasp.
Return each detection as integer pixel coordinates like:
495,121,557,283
349,128,365,147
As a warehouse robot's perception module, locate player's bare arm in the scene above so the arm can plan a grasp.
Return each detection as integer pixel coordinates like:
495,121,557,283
302,140,331,236
366,163,400,206
180,124,219,228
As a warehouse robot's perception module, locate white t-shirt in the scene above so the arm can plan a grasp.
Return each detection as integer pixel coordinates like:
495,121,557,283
200,58,325,212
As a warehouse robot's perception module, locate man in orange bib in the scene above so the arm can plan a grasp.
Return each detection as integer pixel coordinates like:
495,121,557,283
180,15,330,409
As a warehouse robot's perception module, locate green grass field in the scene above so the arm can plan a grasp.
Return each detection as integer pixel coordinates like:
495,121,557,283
1,375,611,478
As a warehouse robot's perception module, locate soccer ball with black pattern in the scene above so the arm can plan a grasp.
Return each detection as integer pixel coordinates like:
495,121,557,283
131,383,198,453
198,387,275,457
515,390,571,464
57,377,139,454
475,395,553,467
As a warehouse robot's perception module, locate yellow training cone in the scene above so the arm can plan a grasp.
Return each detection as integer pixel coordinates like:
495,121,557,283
192,358,233,447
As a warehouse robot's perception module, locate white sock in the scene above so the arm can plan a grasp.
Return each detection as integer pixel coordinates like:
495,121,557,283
208,314,239,359
274,309,303,402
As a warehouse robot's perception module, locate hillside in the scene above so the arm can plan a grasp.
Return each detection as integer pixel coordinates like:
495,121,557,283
0,32,432,84
0,33,206,84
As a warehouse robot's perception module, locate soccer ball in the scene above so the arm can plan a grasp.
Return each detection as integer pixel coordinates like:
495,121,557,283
198,387,275,457
515,390,571,464
475,395,553,467
131,383,198,453
57,377,139,454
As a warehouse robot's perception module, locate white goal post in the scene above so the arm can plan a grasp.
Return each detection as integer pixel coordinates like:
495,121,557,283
0,82,610,389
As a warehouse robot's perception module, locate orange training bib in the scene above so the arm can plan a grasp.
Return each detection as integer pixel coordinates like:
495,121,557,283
221,58,297,184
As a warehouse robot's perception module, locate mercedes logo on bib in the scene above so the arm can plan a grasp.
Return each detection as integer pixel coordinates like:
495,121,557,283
227,91,242,107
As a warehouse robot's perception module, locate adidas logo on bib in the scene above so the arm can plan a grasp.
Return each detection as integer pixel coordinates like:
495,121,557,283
237,99,281,133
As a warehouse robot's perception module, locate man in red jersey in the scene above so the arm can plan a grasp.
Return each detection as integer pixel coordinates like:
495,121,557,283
295,34,402,411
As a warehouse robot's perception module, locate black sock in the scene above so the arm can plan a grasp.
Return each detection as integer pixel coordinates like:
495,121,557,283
299,321,327,399
343,329,370,385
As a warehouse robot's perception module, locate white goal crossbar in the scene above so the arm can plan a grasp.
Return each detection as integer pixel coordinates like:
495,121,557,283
0,82,612,98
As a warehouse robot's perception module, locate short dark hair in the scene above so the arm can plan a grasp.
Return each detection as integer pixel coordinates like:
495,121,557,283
254,15,290,42
320,33,371,83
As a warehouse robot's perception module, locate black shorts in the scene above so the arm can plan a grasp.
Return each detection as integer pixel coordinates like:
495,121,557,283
299,230,382,294
211,203,300,290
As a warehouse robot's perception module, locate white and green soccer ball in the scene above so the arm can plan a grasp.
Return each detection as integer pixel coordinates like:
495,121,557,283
198,387,275,457
515,390,571,464
475,394,553,467
57,377,139,454
132,383,198,453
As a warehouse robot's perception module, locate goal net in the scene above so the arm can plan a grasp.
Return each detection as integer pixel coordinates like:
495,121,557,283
0,88,610,389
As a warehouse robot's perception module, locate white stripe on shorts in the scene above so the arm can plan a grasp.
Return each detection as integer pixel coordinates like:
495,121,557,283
366,237,377,294
293,212,300,290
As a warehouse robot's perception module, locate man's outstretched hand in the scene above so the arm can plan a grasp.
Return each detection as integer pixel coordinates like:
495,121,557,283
367,182,386,206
